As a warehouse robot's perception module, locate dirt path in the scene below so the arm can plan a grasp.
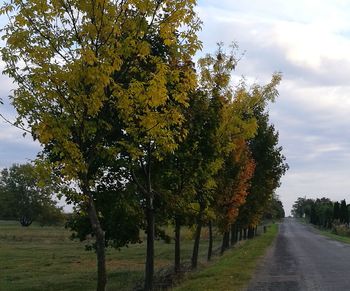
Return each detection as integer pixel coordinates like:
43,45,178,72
247,218,350,290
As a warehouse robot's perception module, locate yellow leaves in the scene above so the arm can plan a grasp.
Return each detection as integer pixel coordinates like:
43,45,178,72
36,121,54,144
1,0,202,185
146,65,168,107
81,49,97,65
138,41,151,58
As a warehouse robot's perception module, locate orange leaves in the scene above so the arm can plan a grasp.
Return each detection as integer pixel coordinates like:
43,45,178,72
215,140,255,232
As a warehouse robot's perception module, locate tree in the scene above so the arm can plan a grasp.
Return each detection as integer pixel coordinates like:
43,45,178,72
66,167,142,250
237,93,288,233
215,139,255,253
340,199,349,224
292,197,308,218
1,1,201,290
0,163,63,226
263,195,285,220
333,201,340,221
292,197,333,228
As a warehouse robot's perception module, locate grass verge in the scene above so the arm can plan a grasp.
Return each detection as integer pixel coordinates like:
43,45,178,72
174,223,278,291
315,228,350,244
297,219,350,244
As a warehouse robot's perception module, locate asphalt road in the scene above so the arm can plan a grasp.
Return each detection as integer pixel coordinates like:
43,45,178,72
247,218,350,291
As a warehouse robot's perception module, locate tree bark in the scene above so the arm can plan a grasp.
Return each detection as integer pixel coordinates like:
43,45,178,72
174,215,181,273
207,220,213,261
86,194,107,291
230,223,237,246
191,219,202,269
248,227,254,239
144,192,154,291
220,231,229,254
239,228,243,241
243,228,247,240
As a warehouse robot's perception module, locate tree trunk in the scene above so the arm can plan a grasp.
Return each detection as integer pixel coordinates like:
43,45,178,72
248,227,254,239
243,228,247,240
230,224,237,246
86,195,107,291
207,220,213,261
221,231,229,254
174,216,181,273
239,228,243,241
144,193,155,291
191,219,202,269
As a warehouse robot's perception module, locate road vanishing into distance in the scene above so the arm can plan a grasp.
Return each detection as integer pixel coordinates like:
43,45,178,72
247,218,350,291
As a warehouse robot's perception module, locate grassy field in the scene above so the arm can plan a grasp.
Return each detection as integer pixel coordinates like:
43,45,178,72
0,220,223,290
0,221,277,290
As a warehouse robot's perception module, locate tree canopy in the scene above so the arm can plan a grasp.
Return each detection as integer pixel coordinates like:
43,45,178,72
0,1,288,290
0,163,64,226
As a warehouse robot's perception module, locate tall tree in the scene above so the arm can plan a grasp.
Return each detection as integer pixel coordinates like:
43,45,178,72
237,91,288,231
340,199,349,224
0,1,201,290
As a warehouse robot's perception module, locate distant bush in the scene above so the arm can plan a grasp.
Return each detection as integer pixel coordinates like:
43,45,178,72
331,223,350,236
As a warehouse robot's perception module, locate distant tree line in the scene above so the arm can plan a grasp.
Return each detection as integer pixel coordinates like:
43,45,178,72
0,163,64,226
292,197,350,228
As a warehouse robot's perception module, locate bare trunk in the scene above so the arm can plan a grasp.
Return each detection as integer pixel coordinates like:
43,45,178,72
230,224,237,246
191,219,202,269
207,220,213,261
239,228,243,241
243,228,247,240
144,193,154,291
174,216,181,273
220,231,229,254
86,195,107,291
248,227,254,239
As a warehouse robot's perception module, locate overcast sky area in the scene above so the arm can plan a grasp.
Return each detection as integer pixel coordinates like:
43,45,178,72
1,0,350,215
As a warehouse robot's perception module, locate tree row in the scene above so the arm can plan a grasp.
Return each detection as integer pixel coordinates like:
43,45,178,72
0,1,288,290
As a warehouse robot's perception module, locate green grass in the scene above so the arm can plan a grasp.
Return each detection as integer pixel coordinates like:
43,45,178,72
314,228,350,244
0,221,277,290
174,224,279,291
0,220,222,290
297,219,350,244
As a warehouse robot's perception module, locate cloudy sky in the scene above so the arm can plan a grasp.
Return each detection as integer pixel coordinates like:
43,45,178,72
1,0,350,214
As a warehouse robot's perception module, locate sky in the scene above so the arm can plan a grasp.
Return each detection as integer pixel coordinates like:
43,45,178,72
1,0,350,215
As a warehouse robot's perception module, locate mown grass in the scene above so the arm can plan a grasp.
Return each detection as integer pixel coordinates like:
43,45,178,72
174,223,278,291
0,220,223,290
0,221,277,290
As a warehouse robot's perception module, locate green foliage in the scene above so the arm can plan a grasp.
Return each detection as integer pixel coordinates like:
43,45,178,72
0,0,289,287
333,202,340,220
66,168,143,250
292,197,349,229
0,163,64,226
263,196,285,220
237,99,288,228
340,199,349,224
1,0,202,288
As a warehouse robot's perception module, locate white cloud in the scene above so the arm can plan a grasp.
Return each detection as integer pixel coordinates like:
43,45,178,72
197,0,350,215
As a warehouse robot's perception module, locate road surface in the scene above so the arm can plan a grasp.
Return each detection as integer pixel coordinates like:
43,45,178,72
247,218,350,290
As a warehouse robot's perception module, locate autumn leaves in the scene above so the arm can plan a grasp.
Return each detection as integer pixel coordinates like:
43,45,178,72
0,1,287,290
